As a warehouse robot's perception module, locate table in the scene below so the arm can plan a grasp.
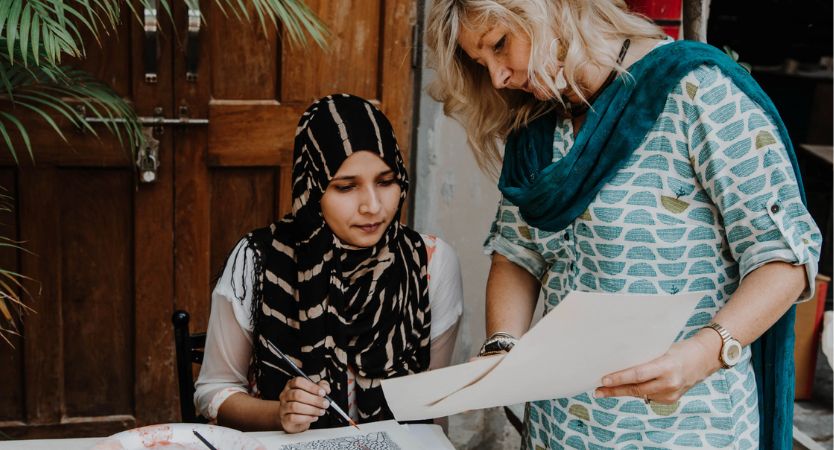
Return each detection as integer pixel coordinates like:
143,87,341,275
0,423,455,449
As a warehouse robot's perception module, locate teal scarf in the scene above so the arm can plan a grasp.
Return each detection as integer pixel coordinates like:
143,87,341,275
500,40,803,449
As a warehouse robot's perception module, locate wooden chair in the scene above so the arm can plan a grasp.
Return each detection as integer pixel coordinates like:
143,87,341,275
172,310,207,423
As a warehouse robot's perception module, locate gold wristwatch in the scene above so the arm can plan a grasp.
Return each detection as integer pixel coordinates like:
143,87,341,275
704,322,742,369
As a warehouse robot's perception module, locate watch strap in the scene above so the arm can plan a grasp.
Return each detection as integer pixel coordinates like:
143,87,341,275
478,332,518,356
705,322,732,343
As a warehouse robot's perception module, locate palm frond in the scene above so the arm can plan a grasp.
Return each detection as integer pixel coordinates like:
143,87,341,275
1,0,123,66
0,183,32,346
249,0,329,48
3,1,328,66
0,47,144,162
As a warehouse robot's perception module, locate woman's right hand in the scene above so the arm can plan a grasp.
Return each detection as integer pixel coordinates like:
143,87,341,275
278,377,331,433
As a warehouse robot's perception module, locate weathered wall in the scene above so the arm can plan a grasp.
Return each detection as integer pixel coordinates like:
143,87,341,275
411,2,521,446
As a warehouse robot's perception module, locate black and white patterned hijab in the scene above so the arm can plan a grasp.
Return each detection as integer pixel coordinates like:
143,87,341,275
244,94,430,427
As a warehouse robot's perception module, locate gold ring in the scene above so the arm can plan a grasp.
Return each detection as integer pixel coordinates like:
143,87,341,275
643,395,650,404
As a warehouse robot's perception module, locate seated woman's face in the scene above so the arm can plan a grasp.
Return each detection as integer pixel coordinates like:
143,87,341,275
320,151,402,247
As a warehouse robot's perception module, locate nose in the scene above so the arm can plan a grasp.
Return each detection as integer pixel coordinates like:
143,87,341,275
489,62,511,90
358,186,382,215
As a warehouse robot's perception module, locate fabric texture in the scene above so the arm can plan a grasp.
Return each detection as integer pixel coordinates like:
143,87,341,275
234,94,431,427
194,234,463,422
496,41,815,449
194,233,463,422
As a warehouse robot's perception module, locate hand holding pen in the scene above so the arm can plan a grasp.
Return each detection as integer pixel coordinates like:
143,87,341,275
277,377,336,433
266,340,360,433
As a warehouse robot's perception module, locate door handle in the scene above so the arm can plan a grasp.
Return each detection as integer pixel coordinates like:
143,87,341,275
77,105,209,183
143,0,159,83
186,5,201,82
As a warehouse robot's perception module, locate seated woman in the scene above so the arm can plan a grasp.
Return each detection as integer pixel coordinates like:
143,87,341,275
194,94,463,433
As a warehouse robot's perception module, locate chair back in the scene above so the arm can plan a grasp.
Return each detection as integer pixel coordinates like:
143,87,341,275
172,310,207,423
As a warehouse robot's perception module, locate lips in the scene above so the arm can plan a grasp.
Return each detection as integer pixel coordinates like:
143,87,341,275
354,222,382,233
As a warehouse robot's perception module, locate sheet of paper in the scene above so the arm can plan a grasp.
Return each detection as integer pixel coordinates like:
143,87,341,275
250,420,429,449
382,291,701,421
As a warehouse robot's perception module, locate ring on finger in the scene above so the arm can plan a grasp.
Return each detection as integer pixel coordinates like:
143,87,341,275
643,394,650,404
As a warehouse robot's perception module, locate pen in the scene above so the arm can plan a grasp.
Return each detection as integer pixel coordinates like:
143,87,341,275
265,340,360,430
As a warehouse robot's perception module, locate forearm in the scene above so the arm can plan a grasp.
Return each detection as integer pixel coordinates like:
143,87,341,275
692,261,807,372
485,253,541,337
216,392,282,431
597,261,808,401
709,261,806,346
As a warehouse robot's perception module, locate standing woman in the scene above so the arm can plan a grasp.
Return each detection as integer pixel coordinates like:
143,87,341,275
427,1,821,449
194,94,463,433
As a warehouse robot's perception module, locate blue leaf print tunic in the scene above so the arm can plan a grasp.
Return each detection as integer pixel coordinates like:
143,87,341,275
484,64,822,449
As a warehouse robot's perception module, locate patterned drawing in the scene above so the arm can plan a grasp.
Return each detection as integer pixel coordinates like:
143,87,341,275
279,431,402,450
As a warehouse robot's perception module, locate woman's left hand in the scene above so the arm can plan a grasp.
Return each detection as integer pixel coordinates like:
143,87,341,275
594,330,723,404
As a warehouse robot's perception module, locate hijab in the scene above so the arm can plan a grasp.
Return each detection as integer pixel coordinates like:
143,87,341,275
239,94,431,426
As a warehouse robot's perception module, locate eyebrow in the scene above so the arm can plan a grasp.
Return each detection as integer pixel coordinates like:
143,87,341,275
476,29,488,49
330,170,394,182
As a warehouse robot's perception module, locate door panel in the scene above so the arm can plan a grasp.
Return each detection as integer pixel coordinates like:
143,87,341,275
209,168,280,280
0,169,23,422
60,170,134,418
281,0,383,102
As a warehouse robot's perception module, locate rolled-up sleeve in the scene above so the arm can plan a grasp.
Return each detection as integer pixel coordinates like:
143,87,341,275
483,196,548,280
685,65,823,301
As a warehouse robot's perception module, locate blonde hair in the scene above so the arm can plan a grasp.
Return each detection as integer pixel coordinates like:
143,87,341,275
426,0,665,176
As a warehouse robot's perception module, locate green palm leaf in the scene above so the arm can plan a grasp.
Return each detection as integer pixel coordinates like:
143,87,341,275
2,0,328,65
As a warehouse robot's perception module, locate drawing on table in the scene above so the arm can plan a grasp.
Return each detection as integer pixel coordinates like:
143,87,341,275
279,431,402,450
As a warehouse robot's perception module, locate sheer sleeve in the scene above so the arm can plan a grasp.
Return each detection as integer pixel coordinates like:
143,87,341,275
194,238,256,420
425,235,463,340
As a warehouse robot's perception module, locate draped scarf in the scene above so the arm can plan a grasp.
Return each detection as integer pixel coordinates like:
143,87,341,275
240,94,430,428
499,41,803,449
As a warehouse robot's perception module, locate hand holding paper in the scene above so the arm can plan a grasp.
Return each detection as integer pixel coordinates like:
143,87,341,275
382,291,701,421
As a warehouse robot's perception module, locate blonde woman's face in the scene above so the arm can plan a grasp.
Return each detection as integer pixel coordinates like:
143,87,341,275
458,20,554,101
320,151,401,248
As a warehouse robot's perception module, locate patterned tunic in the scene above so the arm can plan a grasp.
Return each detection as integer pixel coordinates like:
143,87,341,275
484,64,822,449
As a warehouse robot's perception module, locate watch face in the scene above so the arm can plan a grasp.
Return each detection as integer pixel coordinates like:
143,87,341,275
722,339,743,367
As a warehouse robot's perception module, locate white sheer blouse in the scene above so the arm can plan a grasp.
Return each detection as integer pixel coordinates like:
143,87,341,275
194,234,464,420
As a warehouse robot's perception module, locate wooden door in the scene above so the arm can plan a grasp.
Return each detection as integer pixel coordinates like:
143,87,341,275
0,0,417,439
171,0,418,341
0,9,177,438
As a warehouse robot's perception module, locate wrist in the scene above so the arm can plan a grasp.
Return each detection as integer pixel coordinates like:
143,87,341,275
478,331,518,356
273,400,285,430
693,328,724,374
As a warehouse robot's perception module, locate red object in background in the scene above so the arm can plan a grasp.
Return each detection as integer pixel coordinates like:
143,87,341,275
661,25,681,40
794,275,830,400
627,0,683,20
626,0,683,39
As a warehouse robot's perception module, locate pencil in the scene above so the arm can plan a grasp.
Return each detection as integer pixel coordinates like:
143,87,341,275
265,340,361,430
